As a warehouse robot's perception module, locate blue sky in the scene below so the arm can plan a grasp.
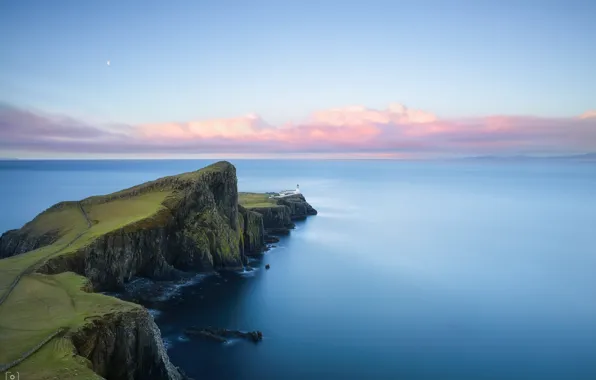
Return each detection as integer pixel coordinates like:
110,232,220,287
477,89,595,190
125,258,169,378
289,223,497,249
2,0,595,123
0,0,595,158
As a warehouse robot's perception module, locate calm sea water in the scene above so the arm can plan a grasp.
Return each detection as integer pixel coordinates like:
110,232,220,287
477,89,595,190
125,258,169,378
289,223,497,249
1,159,596,380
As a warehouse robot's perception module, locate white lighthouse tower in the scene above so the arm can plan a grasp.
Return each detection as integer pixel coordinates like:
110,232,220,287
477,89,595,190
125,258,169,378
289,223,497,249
295,184,301,194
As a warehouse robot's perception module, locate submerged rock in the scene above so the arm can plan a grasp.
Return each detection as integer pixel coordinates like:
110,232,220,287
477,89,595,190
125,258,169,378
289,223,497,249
266,227,291,236
264,235,280,244
265,264,270,270
184,327,263,343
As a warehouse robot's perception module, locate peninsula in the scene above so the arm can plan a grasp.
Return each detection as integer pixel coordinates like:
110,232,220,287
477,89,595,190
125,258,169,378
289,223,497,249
0,161,317,380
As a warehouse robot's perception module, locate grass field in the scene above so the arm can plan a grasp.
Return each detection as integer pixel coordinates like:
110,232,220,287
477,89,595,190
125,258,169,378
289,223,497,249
239,192,281,209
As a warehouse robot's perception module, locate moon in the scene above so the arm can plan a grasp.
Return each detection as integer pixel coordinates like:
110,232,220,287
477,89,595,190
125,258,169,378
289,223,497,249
107,60,110,66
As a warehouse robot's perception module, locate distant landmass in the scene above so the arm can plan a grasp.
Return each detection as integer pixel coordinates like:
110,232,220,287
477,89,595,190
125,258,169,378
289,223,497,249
462,153,596,162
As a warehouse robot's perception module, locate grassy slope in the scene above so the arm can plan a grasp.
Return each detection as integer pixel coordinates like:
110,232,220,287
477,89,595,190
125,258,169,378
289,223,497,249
2,273,138,379
238,192,281,209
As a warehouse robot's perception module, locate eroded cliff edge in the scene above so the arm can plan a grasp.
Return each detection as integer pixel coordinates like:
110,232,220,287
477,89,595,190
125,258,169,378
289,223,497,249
0,161,317,380
239,192,317,236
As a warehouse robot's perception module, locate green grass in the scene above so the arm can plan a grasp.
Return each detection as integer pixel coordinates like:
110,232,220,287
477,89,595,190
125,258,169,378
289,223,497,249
16,202,87,243
0,272,137,379
11,337,103,380
0,245,59,293
238,192,280,209
74,191,173,247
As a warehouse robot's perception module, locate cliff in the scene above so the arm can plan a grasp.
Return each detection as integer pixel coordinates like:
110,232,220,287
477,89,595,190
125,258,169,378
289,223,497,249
71,307,184,380
0,161,316,379
239,193,318,236
238,205,266,255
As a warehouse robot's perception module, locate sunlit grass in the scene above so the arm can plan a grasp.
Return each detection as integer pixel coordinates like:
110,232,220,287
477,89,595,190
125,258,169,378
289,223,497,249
239,192,280,209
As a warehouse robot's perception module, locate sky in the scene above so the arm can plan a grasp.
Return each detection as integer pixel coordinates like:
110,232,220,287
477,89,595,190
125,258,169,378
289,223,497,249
0,0,595,159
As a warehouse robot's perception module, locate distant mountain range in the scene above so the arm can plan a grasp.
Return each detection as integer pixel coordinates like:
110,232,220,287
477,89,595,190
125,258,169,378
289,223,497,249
462,153,596,162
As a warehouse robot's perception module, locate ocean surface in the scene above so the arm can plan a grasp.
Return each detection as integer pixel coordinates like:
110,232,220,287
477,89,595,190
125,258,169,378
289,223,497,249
1,159,596,380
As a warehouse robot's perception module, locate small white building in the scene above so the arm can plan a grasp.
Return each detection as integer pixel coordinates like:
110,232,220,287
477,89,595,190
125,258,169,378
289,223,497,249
271,184,301,198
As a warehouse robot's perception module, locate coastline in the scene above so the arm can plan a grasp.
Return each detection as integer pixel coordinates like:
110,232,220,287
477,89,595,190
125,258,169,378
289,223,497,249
0,161,317,379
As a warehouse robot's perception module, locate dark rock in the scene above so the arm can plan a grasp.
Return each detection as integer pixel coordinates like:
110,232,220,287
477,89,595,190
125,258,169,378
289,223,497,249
184,327,263,343
248,206,294,233
249,194,316,237
264,235,280,244
0,228,59,259
265,264,270,270
238,205,266,256
72,308,185,380
266,227,291,236
277,194,318,219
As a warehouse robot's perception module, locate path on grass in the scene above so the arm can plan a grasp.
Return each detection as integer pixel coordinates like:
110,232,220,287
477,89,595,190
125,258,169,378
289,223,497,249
0,328,67,373
0,203,92,371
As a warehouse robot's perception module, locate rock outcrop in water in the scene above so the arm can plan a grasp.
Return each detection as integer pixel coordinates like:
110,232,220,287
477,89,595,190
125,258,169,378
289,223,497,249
184,326,263,343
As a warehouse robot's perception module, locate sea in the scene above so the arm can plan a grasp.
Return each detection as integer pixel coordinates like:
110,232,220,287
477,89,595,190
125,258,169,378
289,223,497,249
1,159,595,380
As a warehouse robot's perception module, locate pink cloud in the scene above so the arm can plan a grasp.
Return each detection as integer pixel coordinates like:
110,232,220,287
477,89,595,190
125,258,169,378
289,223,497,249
579,110,596,120
1,103,595,158
309,103,437,126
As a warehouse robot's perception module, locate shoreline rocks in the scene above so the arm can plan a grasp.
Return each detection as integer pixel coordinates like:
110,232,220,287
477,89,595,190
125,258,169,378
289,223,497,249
264,235,280,244
184,327,263,343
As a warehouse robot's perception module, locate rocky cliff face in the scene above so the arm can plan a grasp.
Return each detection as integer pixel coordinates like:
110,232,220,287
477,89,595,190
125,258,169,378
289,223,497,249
39,227,182,291
251,194,318,235
238,205,265,255
277,194,318,220
72,307,186,380
0,201,79,258
0,228,56,258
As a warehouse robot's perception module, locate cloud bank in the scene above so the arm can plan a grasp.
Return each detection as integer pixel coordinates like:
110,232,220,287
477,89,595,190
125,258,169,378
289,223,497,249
1,103,595,158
